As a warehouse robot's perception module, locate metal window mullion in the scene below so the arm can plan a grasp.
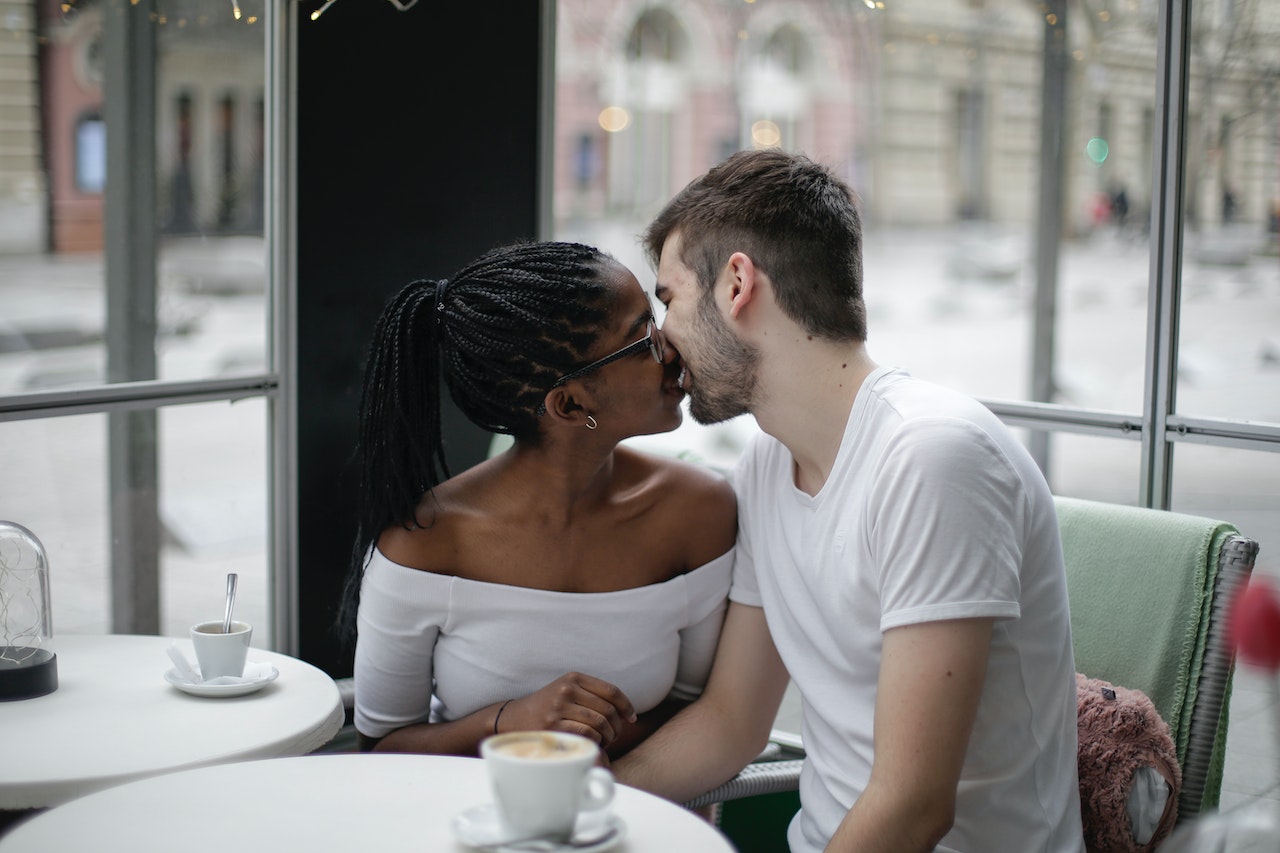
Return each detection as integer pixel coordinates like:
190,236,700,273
536,0,556,242
269,0,299,656
1166,414,1280,453
1028,1,1069,475
980,398,1142,439
0,376,279,421
979,399,1280,454
103,0,159,635
1140,0,1192,511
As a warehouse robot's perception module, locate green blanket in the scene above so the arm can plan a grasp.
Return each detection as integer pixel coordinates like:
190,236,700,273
1056,497,1239,810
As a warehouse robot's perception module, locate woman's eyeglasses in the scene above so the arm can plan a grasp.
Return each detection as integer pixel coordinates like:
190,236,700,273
548,317,664,391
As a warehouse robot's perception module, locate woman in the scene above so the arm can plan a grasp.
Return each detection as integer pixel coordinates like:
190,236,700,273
341,241,735,759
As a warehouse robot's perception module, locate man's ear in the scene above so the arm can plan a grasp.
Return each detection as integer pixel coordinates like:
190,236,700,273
725,252,758,320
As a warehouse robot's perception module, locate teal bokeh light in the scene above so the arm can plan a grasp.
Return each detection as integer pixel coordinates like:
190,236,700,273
1086,137,1110,164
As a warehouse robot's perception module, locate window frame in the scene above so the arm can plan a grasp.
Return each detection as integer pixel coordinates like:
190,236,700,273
0,2,295,651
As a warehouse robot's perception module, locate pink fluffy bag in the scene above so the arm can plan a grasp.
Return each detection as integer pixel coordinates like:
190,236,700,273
1076,672,1182,852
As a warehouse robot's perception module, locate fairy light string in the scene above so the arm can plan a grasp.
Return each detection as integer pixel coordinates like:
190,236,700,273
311,0,419,21
53,0,422,25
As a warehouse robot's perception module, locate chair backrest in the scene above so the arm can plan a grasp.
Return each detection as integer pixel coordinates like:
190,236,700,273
1054,496,1258,823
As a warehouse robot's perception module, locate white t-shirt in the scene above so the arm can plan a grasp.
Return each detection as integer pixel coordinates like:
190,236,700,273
355,547,733,739
731,367,1084,853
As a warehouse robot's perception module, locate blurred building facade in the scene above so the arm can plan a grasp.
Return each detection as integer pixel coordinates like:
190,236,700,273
0,0,44,253
6,0,263,254
0,0,1275,250
554,0,1278,237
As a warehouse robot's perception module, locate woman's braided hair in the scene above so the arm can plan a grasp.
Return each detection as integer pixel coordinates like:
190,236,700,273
337,241,615,648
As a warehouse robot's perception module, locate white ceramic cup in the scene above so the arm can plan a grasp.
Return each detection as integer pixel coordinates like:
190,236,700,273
190,620,251,680
480,730,615,842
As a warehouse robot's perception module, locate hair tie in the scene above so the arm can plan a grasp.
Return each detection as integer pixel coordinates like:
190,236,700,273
493,699,513,735
434,278,449,318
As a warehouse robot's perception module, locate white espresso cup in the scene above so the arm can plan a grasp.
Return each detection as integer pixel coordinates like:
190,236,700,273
190,620,252,680
480,730,615,842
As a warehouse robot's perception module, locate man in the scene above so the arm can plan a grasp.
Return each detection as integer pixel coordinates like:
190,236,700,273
613,149,1085,852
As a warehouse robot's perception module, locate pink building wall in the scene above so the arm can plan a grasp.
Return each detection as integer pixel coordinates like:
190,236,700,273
38,0,104,253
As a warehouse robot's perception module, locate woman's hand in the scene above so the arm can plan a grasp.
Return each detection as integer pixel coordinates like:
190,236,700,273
498,672,637,747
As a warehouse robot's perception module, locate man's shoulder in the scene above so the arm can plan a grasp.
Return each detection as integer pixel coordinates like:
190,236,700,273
869,373,1018,462
870,369,991,423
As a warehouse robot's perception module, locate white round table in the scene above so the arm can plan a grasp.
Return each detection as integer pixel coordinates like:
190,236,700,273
0,753,736,852
0,634,344,809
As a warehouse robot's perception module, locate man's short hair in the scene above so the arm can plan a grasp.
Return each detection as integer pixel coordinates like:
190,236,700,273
645,148,866,342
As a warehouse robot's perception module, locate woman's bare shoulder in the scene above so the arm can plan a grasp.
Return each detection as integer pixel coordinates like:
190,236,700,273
374,492,464,573
618,445,729,489
618,447,737,559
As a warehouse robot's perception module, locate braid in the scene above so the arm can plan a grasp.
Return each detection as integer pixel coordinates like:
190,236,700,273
337,241,615,649
438,242,613,435
336,278,448,648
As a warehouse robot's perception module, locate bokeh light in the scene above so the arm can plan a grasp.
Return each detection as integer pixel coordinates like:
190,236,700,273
1085,137,1109,164
751,119,781,148
598,106,631,133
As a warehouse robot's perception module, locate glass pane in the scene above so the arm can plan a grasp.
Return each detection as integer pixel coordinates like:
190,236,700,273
1,0,267,396
554,0,1158,466
1038,430,1142,504
0,400,269,639
157,399,269,638
1177,2,1280,423
1170,443,1279,580
0,415,110,634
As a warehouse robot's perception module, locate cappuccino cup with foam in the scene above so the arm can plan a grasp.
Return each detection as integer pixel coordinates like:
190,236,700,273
480,731,614,841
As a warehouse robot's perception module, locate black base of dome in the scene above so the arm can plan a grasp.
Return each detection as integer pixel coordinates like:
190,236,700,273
0,648,59,701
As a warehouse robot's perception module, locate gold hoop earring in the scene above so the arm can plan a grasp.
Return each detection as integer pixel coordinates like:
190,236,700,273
585,415,598,430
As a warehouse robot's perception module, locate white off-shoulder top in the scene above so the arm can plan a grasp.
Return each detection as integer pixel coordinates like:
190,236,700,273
353,547,734,739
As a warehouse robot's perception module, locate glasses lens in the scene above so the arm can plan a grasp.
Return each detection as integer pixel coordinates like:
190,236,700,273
648,319,663,362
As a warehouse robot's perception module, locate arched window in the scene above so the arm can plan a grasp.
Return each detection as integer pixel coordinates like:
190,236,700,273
626,8,686,63
744,24,814,151
762,24,809,75
609,7,691,214
74,110,106,194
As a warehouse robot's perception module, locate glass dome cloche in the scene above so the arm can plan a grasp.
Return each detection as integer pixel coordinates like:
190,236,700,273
0,520,58,701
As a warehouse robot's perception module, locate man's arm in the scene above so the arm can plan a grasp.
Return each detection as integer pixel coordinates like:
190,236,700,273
826,617,993,853
612,601,790,802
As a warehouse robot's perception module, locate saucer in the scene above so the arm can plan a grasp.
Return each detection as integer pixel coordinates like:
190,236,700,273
451,803,624,852
164,661,279,698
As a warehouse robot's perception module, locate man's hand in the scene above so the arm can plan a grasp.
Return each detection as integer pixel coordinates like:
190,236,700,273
613,603,790,803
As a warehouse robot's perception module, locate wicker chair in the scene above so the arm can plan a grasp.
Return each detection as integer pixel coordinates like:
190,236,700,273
688,497,1259,835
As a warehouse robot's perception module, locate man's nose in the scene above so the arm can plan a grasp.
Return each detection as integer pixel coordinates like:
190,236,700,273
656,326,680,364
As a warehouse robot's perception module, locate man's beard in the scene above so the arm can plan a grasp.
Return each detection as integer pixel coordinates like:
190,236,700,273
686,288,760,425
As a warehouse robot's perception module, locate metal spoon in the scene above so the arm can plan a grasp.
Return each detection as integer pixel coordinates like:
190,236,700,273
221,572,238,634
